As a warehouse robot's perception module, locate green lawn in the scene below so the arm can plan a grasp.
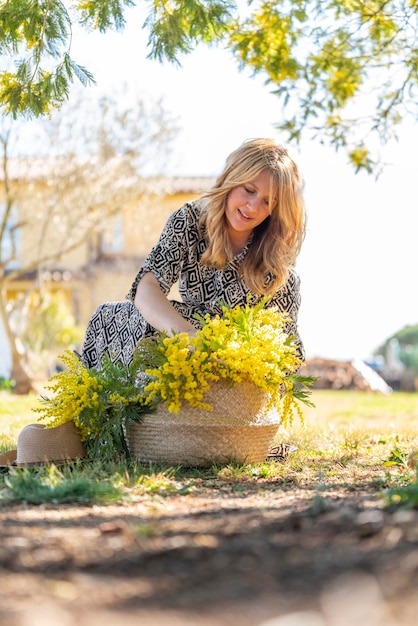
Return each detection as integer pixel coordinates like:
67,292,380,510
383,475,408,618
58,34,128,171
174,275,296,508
1,389,417,506
0,391,40,448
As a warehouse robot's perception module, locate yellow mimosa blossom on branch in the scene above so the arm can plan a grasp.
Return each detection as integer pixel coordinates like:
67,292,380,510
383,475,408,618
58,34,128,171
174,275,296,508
33,350,102,439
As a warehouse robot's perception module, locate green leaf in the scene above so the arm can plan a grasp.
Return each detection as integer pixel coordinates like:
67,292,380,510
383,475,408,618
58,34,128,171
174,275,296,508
75,0,136,32
144,0,236,63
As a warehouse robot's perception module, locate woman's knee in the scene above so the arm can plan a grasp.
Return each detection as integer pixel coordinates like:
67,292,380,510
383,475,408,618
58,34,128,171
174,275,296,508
81,302,142,369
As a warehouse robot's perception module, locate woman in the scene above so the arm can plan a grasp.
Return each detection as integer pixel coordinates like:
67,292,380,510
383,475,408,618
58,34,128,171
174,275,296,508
81,138,306,369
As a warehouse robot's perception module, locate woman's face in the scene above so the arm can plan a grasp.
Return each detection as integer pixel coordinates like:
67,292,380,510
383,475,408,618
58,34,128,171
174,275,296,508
225,169,272,243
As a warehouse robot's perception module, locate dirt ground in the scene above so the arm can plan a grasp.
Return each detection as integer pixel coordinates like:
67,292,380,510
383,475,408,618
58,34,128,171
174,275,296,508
1,477,418,626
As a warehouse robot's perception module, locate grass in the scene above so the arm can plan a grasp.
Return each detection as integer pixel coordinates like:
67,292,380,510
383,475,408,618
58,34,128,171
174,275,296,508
0,389,417,507
0,391,40,448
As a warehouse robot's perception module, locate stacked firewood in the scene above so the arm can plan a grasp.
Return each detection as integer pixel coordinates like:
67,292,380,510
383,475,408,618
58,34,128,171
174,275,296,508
300,358,383,391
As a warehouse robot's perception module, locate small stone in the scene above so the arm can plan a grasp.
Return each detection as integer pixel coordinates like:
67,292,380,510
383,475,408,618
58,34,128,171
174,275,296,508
355,509,384,537
99,520,130,535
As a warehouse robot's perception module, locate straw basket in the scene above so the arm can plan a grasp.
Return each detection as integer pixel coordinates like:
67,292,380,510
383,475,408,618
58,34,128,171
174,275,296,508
126,379,281,467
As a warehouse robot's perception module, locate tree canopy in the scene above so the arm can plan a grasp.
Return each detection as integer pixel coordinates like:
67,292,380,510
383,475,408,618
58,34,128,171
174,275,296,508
1,0,417,171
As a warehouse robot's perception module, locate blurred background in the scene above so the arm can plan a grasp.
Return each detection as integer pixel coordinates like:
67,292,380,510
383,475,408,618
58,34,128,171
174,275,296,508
1,3,417,394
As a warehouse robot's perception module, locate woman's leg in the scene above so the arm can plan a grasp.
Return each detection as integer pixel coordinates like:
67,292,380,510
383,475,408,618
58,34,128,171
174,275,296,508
80,302,147,369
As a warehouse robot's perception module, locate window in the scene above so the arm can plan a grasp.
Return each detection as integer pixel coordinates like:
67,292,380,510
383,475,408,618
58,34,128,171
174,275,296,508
101,214,124,255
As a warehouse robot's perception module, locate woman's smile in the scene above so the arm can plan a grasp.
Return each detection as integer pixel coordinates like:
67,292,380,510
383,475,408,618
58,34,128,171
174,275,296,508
237,208,252,221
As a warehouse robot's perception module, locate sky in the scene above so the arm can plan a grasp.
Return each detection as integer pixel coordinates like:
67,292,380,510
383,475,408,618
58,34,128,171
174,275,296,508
67,5,418,363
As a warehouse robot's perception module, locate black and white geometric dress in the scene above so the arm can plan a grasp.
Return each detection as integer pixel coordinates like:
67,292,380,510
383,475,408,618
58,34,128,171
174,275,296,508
80,201,305,369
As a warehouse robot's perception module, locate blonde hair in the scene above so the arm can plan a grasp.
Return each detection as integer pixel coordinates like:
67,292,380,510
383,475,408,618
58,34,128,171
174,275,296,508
199,138,306,295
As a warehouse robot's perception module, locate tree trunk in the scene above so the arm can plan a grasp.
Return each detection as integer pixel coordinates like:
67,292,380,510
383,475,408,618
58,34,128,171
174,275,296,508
10,345,36,395
0,288,36,395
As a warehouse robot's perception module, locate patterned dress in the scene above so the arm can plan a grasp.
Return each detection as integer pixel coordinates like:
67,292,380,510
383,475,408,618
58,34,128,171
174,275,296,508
81,201,304,369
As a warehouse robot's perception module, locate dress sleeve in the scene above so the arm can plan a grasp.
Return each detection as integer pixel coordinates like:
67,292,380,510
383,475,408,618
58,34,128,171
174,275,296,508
126,202,193,301
268,269,305,362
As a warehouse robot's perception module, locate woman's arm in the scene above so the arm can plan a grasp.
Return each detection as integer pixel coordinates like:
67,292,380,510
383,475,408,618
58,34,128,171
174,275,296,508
134,272,196,336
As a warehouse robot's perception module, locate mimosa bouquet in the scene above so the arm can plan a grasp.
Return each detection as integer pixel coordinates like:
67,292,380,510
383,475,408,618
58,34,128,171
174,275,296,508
35,299,315,460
